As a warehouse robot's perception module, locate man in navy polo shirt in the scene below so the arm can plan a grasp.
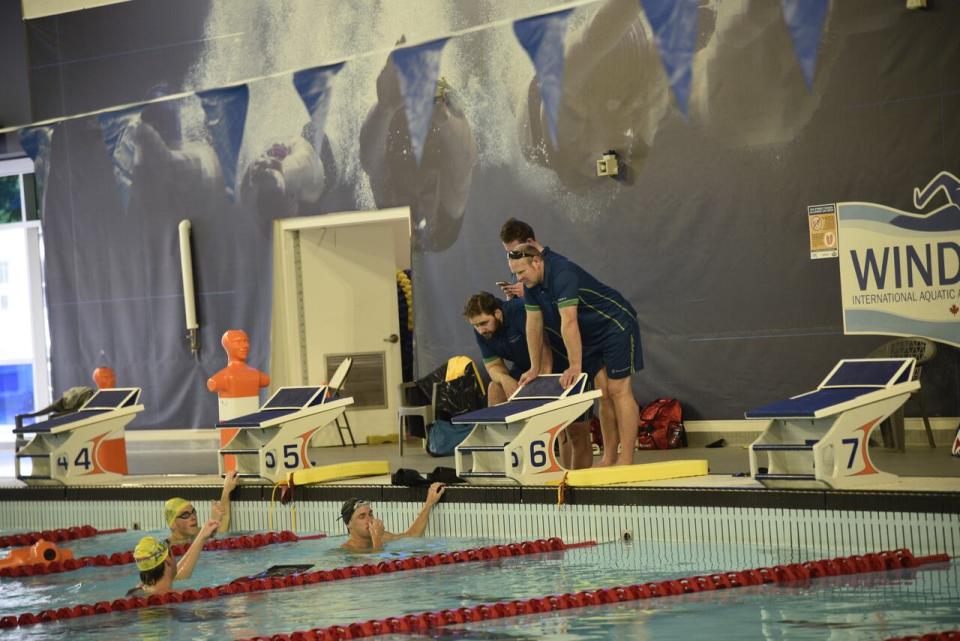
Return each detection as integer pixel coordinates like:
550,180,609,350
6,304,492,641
498,219,593,469
509,244,643,467
463,291,553,406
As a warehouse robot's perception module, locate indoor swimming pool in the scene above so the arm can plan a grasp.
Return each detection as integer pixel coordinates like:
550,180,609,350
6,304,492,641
0,528,957,640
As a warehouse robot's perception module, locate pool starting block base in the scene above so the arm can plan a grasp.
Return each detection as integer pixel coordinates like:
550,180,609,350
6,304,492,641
453,374,601,485
13,388,141,485
747,358,917,489
217,386,354,483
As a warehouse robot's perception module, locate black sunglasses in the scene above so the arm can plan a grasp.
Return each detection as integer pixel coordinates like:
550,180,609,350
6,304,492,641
507,248,539,259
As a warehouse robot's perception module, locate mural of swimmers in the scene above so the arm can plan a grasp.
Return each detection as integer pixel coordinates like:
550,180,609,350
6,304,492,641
462,218,643,470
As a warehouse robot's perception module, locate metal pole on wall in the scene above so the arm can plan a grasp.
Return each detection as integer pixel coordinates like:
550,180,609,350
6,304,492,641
178,219,199,357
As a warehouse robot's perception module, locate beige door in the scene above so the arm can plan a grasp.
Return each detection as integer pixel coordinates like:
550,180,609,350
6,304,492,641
272,208,411,445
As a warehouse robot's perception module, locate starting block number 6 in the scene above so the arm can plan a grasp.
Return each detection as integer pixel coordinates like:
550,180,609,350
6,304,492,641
509,440,550,470
529,440,548,467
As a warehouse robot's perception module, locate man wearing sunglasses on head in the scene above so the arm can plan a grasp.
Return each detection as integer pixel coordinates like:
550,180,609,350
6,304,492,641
509,243,643,467
340,482,445,552
164,469,239,545
497,218,566,300
499,219,595,470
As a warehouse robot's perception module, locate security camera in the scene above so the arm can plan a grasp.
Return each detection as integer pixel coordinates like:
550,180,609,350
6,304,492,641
596,150,619,177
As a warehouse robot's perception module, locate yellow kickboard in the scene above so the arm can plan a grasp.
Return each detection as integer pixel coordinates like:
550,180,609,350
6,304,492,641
564,460,709,486
289,460,390,486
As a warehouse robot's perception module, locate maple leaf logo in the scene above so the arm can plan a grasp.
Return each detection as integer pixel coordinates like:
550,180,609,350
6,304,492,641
951,304,959,316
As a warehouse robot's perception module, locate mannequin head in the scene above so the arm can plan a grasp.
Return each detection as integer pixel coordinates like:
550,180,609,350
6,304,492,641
92,367,116,389
221,330,250,363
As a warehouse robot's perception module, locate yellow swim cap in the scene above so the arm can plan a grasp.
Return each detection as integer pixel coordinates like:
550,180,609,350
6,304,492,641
133,536,169,572
164,497,192,527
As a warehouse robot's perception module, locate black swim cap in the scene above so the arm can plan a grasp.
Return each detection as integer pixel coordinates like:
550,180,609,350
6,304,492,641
340,498,369,526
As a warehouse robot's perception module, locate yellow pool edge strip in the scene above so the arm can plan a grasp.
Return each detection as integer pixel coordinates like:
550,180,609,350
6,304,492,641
562,460,709,487
289,460,390,486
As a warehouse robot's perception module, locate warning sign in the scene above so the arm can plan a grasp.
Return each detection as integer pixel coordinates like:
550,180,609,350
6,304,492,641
808,203,838,259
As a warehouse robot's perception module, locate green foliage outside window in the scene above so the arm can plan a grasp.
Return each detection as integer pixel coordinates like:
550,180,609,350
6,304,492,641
0,176,22,224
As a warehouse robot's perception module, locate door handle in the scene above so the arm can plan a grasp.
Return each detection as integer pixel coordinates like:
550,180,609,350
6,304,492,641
384,334,399,344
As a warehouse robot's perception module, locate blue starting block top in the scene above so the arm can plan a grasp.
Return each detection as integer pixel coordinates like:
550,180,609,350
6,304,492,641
452,374,589,424
744,388,875,419
745,358,915,419
454,399,556,424
511,374,587,398
821,360,911,387
217,386,330,428
13,388,142,434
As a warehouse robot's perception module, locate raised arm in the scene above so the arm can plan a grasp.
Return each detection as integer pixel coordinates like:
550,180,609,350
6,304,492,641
385,482,446,541
216,470,238,534
176,519,218,580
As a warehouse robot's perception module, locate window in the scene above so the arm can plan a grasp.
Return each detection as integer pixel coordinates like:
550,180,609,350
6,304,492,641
0,158,48,441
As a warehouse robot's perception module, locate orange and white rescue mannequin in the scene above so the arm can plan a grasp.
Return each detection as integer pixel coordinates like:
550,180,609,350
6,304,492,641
208,330,270,472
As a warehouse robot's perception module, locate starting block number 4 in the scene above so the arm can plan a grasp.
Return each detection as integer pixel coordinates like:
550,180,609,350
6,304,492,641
55,447,93,472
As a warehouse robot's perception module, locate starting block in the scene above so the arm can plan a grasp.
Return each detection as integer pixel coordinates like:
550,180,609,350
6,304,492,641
217,385,353,482
14,388,141,484
453,374,601,485
747,358,917,489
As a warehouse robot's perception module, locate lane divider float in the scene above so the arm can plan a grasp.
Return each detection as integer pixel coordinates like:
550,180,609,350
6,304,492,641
230,548,950,641
0,531,326,579
0,526,125,548
0,538,589,629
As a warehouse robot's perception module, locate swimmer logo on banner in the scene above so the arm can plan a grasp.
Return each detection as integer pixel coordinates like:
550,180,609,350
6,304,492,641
836,171,960,348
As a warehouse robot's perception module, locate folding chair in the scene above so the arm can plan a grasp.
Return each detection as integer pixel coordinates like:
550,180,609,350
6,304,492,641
327,357,356,447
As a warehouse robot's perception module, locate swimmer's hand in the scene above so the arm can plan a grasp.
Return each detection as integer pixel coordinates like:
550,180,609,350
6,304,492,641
210,500,225,522
199,519,219,541
425,482,445,506
369,517,385,549
222,470,239,493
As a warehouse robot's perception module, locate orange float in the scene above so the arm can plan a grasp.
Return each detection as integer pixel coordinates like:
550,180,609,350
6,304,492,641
0,540,74,570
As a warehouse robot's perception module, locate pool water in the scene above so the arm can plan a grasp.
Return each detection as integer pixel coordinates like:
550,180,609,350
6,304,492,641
0,530,957,640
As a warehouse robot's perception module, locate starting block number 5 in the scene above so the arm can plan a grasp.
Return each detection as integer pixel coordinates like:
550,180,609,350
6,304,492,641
265,444,301,470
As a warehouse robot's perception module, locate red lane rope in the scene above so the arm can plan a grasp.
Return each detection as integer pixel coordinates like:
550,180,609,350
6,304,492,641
230,548,951,641
0,537,589,629
0,532,326,579
0,526,125,548
885,633,960,641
